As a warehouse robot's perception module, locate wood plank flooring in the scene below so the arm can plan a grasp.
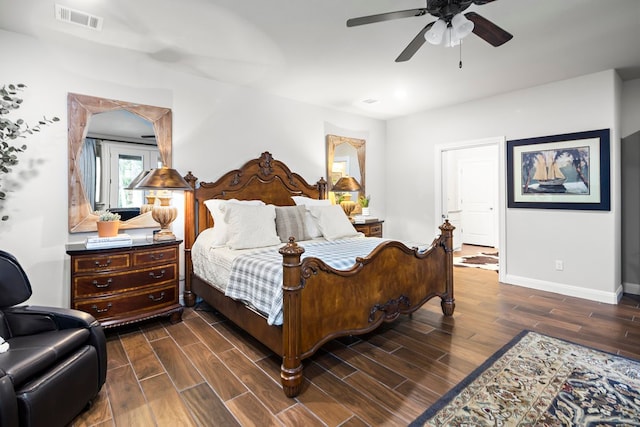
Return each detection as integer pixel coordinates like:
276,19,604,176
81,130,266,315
72,249,640,426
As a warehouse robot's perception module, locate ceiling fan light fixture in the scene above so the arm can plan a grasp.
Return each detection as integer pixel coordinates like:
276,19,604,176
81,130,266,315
444,26,462,48
451,13,474,40
425,18,447,45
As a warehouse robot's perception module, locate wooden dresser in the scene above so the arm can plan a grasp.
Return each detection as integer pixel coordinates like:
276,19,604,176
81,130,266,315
66,240,183,328
352,219,384,237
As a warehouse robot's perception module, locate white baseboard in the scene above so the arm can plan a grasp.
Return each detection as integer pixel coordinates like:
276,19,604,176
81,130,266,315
503,274,623,304
623,281,640,295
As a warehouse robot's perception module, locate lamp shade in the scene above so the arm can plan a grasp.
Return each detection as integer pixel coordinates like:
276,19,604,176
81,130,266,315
134,166,192,190
444,27,461,48
451,13,474,40
126,169,151,190
425,18,447,45
332,176,362,192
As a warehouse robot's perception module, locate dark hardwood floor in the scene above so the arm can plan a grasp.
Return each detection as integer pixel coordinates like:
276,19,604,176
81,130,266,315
72,252,640,426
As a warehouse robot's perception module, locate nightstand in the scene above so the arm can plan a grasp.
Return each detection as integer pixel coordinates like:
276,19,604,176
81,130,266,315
66,240,183,328
352,219,384,237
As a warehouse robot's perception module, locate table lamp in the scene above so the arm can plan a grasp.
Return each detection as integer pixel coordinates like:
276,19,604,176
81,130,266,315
332,176,361,217
135,166,192,241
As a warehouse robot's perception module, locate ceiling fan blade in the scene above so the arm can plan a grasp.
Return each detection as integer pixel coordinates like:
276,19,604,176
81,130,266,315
347,8,427,27
465,11,513,47
472,0,497,4
395,22,434,63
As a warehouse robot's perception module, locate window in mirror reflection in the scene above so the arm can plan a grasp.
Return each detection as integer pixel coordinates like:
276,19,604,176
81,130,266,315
331,158,349,185
118,154,144,208
84,140,160,213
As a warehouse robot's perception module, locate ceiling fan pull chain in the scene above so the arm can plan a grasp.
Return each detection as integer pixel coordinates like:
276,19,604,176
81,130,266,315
459,41,463,69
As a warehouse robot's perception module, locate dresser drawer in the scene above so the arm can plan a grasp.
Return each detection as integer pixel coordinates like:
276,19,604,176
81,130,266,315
73,264,177,298
74,284,178,323
368,224,382,237
133,246,178,267
72,253,131,273
353,220,384,237
66,240,183,328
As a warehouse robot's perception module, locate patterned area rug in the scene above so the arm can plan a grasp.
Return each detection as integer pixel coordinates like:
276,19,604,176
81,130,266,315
454,251,499,271
410,330,640,426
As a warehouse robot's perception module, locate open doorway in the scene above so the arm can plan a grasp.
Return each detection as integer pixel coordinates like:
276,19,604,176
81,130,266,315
434,137,506,280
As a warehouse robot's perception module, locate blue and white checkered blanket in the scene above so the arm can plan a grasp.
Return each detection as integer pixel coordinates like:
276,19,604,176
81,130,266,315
225,237,388,325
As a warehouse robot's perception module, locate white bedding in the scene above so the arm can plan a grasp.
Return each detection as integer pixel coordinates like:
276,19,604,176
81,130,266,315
191,227,328,292
191,227,435,324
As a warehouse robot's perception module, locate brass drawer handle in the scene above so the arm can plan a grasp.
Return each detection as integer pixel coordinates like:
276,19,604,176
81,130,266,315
92,278,113,288
94,259,112,268
150,253,164,260
149,269,166,279
91,303,112,313
148,292,165,302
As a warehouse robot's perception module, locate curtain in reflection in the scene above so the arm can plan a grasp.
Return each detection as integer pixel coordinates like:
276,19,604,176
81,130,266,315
80,138,97,210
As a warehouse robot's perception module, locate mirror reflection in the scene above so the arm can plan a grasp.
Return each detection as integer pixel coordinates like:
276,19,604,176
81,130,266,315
326,134,366,199
82,110,161,218
68,93,172,233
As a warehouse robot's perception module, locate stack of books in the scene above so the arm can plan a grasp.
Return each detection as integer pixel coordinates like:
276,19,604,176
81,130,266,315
85,234,133,249
352,215,378,224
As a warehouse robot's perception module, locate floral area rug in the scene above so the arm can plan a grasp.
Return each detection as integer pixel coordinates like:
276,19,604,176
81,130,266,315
454,251,499,271
410,330,640,426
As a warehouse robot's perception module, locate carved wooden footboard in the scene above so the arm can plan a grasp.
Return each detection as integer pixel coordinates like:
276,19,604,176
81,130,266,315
183,152,455,397
279,222,455,397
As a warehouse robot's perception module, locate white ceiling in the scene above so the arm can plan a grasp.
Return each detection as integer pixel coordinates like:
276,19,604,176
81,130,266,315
1,0,639,120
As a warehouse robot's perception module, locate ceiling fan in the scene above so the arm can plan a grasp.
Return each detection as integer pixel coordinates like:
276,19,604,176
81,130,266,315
347,0,513,62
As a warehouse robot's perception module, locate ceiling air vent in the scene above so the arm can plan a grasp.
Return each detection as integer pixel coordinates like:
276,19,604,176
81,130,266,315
55,4,103,31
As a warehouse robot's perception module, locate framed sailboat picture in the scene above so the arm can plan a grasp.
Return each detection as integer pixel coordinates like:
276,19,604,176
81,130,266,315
507,129,610,210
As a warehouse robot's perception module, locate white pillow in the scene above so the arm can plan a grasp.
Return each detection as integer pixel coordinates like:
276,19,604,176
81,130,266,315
308,205,360,241
223,203,281,250
203,199,265,247
291,196,330,207
291,196,331,238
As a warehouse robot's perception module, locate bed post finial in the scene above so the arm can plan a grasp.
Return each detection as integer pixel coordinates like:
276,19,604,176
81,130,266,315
439,220,456,316
184,171,198,307
317,177,328,199
279,238,305,397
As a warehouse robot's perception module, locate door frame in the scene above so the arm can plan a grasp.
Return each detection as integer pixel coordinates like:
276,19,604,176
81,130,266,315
434,136,506,282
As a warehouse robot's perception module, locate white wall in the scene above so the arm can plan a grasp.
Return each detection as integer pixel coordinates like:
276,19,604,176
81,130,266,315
386,70,622,303
622,78,640,139
621,77,640,292
0,29,385,307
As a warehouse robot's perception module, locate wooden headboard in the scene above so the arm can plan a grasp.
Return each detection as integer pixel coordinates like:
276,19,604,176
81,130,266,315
183,151,327,305
184,150,324,241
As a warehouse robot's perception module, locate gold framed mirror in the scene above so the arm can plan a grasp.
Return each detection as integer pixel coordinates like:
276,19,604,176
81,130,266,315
68,93,172,233
326,134,366,198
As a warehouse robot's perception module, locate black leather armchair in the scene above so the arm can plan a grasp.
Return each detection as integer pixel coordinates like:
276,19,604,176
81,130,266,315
0,250,107,427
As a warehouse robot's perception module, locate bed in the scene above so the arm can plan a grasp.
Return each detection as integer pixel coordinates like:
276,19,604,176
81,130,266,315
183,151,455,397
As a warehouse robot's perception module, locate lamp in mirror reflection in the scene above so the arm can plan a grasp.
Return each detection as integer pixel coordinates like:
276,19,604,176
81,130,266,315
126,169,156,214
134,166,192,241
332,176,361,218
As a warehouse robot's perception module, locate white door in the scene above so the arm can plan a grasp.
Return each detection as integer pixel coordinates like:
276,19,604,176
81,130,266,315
459,159,496,246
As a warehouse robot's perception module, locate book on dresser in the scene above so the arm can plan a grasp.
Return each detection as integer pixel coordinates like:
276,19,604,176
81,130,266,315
85,234,133,249
352,215,378,224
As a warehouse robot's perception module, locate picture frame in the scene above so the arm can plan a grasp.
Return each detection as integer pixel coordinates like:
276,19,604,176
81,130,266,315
507,128,610,210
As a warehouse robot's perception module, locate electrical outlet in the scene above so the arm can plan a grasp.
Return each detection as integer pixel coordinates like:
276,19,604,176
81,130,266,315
555,260,564,271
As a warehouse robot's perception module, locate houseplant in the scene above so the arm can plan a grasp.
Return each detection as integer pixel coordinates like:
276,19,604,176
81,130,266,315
0,83,59,220
359,195,371,216
95,210,121,237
